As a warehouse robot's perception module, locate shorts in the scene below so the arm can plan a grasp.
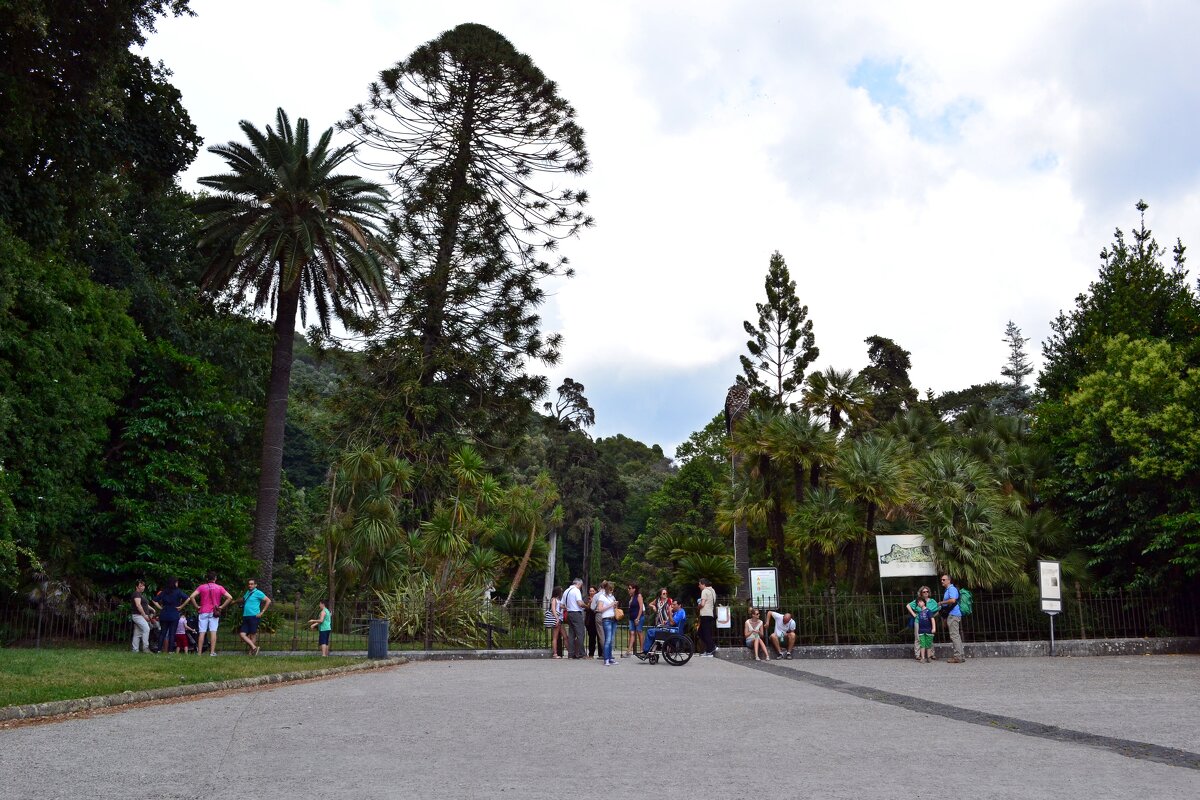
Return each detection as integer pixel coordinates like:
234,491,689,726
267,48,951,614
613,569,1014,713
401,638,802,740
745,635,760,647
198,612,218,633
628,618,642,632
241,615,260,634
918,633,934,649
318,630,331,646
175,634,189,651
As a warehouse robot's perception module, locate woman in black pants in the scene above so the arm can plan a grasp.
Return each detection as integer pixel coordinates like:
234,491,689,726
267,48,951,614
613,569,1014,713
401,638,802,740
584,586,600,658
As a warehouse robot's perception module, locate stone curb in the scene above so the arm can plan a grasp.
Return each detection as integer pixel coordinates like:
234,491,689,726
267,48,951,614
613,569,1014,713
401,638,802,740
369,636,1200,662
0,656,406,723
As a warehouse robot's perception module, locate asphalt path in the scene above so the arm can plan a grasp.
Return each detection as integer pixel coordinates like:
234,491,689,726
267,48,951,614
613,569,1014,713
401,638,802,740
1,655,1196,799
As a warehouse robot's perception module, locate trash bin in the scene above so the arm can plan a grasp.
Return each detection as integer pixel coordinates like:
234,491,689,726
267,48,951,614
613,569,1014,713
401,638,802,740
367,618,389,659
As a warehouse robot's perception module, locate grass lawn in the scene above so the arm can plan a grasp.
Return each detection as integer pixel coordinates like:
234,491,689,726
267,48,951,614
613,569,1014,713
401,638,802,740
0,648,360,707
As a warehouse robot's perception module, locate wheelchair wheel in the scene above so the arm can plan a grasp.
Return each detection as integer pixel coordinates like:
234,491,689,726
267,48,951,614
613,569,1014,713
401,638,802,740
661,633,693,666
648,653,659,664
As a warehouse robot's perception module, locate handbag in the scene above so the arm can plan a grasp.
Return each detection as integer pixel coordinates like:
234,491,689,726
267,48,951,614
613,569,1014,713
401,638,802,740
615,607,625,621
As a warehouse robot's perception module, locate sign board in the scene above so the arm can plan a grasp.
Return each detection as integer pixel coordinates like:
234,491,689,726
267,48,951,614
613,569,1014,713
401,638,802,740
1039,560,1062,614
875,535,937,578
749,567,778,608
716,605,731,629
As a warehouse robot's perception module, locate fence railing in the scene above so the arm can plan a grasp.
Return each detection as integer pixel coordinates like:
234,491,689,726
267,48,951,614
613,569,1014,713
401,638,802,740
1,590,1194,652
706,589,1198,649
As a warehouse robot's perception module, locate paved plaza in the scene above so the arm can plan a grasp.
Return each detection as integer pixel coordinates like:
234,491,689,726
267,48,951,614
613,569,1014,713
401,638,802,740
1,654,1196,799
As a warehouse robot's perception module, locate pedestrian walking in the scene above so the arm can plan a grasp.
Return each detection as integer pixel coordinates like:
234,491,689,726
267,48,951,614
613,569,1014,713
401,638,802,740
545,586,564,659
697,578,717,656
625,583,644,657
180,571,232,656
153,577,188,654
130,579,152,653
905,586,937,661
238,578,271,655
584,586,600,658
940,573,965,663
563,578,586,659
595,580,619,665
309,599,332,656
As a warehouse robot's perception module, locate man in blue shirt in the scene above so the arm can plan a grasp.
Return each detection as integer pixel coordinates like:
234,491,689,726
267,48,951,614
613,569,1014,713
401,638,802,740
239,578,271,655
640,600,687,657
940,573,964,663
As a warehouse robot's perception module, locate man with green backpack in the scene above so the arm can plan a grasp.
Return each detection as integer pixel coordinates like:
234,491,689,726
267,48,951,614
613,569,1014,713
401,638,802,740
939,573,969,663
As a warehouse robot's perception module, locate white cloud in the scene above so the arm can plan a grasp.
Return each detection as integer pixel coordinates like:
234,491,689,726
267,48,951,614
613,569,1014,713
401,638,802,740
143,1,1200,451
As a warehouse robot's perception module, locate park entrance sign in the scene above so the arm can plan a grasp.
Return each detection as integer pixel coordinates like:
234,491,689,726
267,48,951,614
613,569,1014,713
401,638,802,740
875,535,937,578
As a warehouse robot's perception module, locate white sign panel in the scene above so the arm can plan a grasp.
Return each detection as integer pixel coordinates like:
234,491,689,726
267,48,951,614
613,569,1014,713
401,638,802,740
875,535,937,578
749,568,778,607
716,605,731,629
1039,560,1062,613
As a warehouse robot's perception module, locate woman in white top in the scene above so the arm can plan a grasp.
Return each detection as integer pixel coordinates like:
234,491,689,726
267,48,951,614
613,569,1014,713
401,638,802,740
594,581,619,665
744,608,770,661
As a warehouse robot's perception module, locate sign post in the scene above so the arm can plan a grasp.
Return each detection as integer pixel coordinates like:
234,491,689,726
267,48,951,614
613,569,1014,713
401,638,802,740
875,535,938,627
748,567,778,609
1039,560,1062,656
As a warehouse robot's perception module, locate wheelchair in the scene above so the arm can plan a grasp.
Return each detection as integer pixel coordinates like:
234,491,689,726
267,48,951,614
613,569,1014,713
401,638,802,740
633,629,694,666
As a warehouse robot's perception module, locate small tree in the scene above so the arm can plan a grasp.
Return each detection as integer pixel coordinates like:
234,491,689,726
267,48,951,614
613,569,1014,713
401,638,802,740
996,321,1033,416
739,251,818,409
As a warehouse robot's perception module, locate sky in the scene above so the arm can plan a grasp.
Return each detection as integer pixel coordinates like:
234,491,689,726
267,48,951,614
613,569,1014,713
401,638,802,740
142,0,1200,456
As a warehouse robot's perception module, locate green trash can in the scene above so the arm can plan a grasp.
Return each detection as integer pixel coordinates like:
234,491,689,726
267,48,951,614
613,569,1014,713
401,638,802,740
368,618,389,659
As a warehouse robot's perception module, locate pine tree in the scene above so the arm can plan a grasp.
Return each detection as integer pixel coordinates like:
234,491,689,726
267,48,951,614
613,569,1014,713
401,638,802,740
342,24,592,459
739,251,818,409
997,321,1033,415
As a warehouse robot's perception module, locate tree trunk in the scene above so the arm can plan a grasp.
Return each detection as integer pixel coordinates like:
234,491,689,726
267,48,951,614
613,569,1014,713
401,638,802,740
849,502,876,593
418,70,479,386
761,453,791,591
251,277,301,596
504,526,538,608
542,527,558,606
732,452,749,600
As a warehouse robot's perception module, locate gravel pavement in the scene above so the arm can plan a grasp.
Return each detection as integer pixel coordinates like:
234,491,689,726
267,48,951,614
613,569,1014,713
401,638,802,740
1,654,1196,799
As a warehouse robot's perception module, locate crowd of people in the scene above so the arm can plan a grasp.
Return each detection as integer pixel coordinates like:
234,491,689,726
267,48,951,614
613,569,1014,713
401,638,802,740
128,571,333,656
544,573,969,664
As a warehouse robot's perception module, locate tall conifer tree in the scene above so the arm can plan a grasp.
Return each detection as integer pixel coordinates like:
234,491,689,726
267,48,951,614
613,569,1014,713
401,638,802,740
739,251,818,409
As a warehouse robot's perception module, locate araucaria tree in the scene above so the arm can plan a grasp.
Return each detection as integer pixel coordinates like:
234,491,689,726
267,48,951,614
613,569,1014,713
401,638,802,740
195,109,393,593
343,23,592,452
739,251,818,408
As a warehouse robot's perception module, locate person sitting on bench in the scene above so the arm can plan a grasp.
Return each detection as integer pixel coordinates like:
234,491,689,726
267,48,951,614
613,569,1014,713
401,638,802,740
642,600,686,654
766,610,797,659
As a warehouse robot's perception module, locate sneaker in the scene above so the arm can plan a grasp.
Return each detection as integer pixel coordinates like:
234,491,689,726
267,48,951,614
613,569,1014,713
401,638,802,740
785,652,793,660
209,652,216,657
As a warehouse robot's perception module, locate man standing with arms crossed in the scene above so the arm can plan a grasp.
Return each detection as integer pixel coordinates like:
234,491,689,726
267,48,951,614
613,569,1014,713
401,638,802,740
181,571,232,657
940,573,965,664
697,578,717,657
238,578,271,655
563,578,587,659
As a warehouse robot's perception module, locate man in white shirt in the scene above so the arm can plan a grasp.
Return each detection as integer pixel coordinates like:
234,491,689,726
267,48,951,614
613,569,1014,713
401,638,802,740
766,610,797,659
563,578,586,659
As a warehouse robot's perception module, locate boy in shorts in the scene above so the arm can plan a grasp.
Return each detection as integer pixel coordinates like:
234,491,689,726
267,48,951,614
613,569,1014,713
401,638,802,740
916,598,937,663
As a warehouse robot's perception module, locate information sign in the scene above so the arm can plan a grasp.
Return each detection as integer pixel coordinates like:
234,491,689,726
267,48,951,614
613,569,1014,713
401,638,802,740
748,567,778,608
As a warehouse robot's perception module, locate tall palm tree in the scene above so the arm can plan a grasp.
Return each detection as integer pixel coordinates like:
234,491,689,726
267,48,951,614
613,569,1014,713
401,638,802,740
833,434,910,590
802,367,873,434
196,108,393,594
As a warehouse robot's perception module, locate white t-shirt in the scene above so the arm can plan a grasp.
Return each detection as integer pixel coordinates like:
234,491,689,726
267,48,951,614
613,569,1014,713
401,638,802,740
594,590,617,619
767,611,796,635
564,585,585,613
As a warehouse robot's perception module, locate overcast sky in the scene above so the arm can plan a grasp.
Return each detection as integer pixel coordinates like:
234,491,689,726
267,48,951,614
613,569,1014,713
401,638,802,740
142,1,1200,456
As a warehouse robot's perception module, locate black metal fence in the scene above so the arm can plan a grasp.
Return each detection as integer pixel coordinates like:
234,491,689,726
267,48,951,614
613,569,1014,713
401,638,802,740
2,590,1194,653
707,589,1198,649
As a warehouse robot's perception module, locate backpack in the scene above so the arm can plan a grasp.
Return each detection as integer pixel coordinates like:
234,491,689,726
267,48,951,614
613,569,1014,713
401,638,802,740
958,588,973,615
